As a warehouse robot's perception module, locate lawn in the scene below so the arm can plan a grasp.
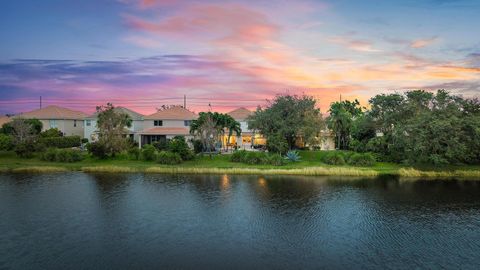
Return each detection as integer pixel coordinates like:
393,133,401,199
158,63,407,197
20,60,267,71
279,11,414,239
0,150,479,178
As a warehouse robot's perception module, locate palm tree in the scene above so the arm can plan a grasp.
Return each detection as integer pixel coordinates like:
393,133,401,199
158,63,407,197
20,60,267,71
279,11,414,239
225,116,242,151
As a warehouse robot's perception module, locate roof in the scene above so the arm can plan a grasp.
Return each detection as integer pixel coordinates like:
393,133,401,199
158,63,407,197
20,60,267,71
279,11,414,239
139,127,190,135
15,105,87,120
144,106,197,120
227,107,252,120
86,106,144,120
0,116,11,127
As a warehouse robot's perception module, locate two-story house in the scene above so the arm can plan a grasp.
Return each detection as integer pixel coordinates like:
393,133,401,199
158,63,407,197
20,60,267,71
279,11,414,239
84,107,144,142
138,106,197,147
14,105,87,137
227,107,266,149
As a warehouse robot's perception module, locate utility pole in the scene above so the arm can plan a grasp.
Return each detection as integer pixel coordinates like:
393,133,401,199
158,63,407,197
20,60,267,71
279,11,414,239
184,95,186,109
40,96,42,109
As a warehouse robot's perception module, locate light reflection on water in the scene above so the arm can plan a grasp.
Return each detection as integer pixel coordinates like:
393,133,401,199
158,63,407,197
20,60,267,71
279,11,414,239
1,173,480,270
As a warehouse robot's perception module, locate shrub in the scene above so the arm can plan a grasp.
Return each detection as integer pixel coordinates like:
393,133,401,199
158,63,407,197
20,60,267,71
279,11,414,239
264,153,286,166
347,153,376,166
168,136,194,161
14,142,35,158
142,144,157,161
0,134,13,150
87,141,108,159
42,148,84,162
152,140,168,151
266,134,289,154
323,152,346,165
192,139,203,154
285,150,301,162
40,128,63,138
244,151,267,165
157,151,182,165
128,147,141,160
81,138,89,144
40,136,81,148
231,150,248,163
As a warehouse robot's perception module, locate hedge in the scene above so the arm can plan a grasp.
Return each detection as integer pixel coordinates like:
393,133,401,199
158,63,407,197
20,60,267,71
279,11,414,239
40,136,81,148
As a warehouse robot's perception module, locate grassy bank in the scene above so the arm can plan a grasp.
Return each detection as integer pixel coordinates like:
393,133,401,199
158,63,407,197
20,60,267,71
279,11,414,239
0,151,479,178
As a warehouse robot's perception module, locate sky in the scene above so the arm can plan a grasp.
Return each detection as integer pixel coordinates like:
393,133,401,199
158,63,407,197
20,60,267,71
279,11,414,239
0,0,479,115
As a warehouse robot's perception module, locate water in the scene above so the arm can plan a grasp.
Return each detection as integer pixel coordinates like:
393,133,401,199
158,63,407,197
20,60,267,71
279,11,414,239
1,173,480,269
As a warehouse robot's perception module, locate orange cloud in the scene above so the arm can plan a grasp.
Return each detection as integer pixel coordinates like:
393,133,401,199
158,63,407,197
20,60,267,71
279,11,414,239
328,36,380,52
410,37,438,48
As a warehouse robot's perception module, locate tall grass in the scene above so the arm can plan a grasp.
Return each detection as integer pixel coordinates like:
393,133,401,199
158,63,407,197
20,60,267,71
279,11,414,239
398,168,480,178
11,166,68,173
144,166,379,177
81,166,138,173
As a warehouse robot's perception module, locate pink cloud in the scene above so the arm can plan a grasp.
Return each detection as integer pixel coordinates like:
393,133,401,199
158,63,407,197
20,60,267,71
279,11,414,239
410,36,438,48
328,36,380,52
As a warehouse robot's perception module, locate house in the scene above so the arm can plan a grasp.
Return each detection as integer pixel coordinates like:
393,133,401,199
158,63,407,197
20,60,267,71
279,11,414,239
84,107,144,142
138,106,197,147
226,107,266,149
0,116,11,127
14,105,87,137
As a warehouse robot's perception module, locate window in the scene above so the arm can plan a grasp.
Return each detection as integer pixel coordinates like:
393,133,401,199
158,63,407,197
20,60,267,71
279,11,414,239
49,120,57,128
86,120,91,127
184,120,191,126
74,120,77,127
154,120,163,126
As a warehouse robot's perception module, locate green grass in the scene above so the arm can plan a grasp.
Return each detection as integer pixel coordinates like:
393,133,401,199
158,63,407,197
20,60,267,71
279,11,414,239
0,150,479,178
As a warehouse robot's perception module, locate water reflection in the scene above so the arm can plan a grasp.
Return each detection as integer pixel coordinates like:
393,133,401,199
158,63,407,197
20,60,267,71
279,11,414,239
1,173,480,270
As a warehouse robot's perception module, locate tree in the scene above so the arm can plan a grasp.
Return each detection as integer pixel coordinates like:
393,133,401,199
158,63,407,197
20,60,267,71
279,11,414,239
190,112,241,152
95,103,132,158
327,100,363,150
224,115,241,151
248,94,323,151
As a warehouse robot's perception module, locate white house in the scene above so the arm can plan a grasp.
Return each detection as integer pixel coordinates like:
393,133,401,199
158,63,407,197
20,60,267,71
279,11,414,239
84,107,144,142
138,106,197,147
226,107,266,149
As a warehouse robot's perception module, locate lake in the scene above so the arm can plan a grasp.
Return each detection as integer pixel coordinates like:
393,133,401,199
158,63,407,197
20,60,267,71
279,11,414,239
1,173,480,269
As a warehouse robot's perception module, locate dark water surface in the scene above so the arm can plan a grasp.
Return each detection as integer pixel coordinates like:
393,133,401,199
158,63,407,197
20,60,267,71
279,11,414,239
1,173,480,269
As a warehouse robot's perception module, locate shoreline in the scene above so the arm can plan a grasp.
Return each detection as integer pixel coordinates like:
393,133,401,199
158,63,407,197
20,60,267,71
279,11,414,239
1,165,480,179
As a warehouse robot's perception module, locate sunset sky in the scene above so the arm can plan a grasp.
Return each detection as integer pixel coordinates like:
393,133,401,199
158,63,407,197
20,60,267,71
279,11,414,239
1,0,479,115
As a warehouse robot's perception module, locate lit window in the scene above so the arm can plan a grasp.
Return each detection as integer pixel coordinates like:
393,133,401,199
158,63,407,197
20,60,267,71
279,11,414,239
154,120,163,126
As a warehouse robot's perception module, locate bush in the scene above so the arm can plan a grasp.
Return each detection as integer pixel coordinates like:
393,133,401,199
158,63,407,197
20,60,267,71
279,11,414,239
87,141,108,159
263,153,286,166
40,128,63,138
231,150,248,162
0,134,13,150
42,148,84,162
168,136,194,161
347,153,376,166
244,151,266,165
152,140,168,151
81,138,89,144
192,139,203,154
14,142,35,158
157,151,182,165
40,136,81,148
128,147,141,160
323,152,346,165
266,134,289,154
142,144,157,161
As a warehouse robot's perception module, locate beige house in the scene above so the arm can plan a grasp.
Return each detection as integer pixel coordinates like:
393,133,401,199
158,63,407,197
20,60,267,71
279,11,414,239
84,107,144,142
0,116,11,127
15,105,87,137
138,106,197,147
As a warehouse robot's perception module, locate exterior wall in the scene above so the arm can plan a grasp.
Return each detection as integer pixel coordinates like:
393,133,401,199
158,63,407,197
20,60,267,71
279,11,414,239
143,119,189,129
85,119,144,142
39,119,84,137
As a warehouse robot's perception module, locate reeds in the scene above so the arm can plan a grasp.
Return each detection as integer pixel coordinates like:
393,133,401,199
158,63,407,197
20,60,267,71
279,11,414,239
144,166,379,177
398,168,480,179
81,166,138,173
11,166,68,173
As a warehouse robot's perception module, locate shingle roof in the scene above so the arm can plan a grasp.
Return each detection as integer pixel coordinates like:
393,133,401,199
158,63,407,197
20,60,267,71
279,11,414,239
227,107,252,120
15,105,88,120
0,116,11,127
144,106,197,120
86,106,144,120
139,127,190,135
